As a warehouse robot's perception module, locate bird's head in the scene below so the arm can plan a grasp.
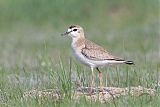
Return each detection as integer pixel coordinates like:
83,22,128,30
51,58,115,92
61,25,84,39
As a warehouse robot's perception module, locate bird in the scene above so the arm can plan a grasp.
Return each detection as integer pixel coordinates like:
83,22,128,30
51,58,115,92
61,25,134,92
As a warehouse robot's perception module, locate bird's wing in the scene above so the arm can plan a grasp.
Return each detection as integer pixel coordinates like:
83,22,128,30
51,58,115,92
81,40,124,61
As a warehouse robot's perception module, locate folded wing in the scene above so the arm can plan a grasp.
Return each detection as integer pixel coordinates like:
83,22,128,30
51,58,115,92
81,40,125,61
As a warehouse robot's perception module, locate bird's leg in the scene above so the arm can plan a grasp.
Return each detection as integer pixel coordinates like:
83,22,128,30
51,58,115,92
96,68,103,92
90,67,95,95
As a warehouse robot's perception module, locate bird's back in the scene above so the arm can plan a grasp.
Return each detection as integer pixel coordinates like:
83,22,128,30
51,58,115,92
82,39,124,61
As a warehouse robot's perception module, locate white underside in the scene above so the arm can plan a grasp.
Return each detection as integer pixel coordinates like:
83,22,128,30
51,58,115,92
71,38,126,69
72,48,125,69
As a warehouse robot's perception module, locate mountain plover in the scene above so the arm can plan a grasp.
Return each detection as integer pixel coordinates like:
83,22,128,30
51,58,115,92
61,25,134,92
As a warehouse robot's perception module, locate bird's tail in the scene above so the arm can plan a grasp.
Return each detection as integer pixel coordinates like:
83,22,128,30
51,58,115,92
124,60,134,65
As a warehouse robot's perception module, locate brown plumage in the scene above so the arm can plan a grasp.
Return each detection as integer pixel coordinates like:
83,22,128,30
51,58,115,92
62,25,134,92
75,38,125,62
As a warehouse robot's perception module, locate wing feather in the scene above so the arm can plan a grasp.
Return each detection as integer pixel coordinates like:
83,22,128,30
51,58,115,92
81,40,124,61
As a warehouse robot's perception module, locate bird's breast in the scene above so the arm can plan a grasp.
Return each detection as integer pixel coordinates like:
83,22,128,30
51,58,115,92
71,44,91,67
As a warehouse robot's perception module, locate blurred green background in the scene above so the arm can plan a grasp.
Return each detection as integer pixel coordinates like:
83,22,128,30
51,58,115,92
0,0,159,107
0,0,159,67
0,0,159,30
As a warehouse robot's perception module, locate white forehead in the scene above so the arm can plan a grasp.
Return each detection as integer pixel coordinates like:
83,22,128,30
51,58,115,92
68,27,78,31
68,28,72,32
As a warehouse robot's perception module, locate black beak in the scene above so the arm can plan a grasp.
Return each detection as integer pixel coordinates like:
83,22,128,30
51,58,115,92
61,31,72,36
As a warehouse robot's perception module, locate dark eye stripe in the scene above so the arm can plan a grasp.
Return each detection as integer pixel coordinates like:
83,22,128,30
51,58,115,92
73,29,77,31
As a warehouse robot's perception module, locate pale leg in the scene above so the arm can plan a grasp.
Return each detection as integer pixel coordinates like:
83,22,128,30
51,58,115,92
96,68,103,92
90,67,94,94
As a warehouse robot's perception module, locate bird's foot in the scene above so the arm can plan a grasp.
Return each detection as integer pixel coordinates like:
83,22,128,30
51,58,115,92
88,87,95,96
99,87,106,96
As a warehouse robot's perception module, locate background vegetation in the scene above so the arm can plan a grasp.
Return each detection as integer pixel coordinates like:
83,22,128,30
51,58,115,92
0,0,159,107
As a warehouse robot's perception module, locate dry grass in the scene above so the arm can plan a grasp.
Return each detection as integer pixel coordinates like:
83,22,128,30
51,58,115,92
23,86,156,103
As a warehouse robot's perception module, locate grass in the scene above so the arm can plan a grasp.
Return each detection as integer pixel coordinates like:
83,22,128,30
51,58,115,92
0,0,160,107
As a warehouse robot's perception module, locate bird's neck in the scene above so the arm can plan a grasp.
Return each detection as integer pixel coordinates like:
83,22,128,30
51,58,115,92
71,36,85,50
72,35,85,43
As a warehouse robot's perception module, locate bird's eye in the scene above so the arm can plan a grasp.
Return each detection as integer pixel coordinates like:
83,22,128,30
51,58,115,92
73,29,77,31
